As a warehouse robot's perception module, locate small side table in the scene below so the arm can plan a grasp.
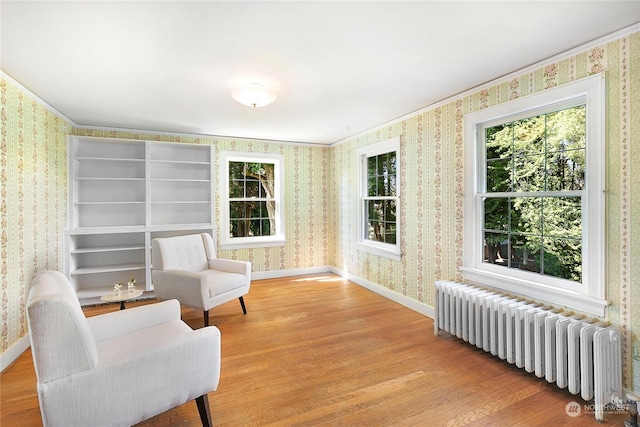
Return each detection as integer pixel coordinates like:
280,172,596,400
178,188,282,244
100,289,144,310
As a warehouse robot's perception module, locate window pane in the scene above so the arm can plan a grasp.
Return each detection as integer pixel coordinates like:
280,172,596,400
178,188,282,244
484,231,508,265
367,219,381,241
261,180,275,198
367,177,377,197
543,237,582,282
228,161,245,179
543,197,581,239
246,201,260,218
486,124,511,160
367,200,379,221
368,156,377,178
511,197,542,235
245,180,260,198
260,218,271,236
546,106,586,151
230,201,246,219
230,219,250,237
383,223,396,244
386,152,396,177
486,157,511,193
377,176,386,196
546,148,585,191
384,200,397,223
229,179,244,198
511,234,541,273
513,115,545,155
513,154,545,192
484,197,509,231
387,174,397,196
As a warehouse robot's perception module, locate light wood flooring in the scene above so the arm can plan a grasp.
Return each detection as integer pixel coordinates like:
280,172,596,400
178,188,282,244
1,274,629,426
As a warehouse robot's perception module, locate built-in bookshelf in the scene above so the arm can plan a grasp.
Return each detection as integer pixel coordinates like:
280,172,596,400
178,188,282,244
65,136,214,303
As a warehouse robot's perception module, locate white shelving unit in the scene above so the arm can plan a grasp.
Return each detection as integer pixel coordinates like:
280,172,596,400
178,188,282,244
65,136,214,303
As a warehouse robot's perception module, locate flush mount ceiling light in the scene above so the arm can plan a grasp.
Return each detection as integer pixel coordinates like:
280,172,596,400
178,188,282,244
231,83,277,108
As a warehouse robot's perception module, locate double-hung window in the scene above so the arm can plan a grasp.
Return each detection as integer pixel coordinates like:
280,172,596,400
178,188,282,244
357,137,401,260
462,75,606,315
220,152,285,249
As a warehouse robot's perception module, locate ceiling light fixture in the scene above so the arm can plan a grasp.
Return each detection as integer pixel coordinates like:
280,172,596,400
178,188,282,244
231,83,277,108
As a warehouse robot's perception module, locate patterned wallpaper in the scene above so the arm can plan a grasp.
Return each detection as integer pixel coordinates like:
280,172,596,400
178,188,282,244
2,31,639,392
2,78,72,355
331,32,640,390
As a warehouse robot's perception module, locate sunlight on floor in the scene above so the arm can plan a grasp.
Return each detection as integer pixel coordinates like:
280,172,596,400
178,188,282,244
292,275,347,283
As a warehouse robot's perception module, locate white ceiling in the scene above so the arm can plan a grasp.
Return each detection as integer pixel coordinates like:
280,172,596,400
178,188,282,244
2,1,639,145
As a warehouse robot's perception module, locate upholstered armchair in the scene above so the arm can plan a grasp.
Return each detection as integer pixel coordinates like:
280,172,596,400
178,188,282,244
152,233,251,327
26,270,221,427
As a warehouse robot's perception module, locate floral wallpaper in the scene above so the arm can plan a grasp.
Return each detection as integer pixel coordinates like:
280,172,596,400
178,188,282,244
331,31,640,391
2,30,639,394
1,78,71,354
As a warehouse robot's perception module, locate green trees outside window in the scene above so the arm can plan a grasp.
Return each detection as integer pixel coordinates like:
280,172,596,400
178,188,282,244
365,151,397,244
483,105,586,282
228,161,276,238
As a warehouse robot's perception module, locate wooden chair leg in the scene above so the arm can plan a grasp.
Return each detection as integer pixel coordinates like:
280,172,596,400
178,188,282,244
204,310,209,327
239,296,247,314
196,394,212,427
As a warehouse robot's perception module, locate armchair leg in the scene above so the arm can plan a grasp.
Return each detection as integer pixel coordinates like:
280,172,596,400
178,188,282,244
204,310,209,327
239,296,247,314
196,394,212,427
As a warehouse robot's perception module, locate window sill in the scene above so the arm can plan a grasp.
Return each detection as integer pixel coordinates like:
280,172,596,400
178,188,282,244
356,243,401,261
459,267,608,317
220,238,285,251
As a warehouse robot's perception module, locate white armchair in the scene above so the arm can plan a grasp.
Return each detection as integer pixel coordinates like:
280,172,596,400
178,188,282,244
26,270,221,427
152,233,251,327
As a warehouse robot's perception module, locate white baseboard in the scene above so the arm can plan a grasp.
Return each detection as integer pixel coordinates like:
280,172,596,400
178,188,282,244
252,266,332,280
330,267,435,319
1,335,30,372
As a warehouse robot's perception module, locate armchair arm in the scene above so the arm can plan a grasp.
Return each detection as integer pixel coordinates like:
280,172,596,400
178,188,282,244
44,326,222,427
88,299,181,342
209,258,251,277
152,269,209,309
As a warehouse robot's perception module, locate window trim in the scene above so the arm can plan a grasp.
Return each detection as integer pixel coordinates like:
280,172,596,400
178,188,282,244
462,74,607,316
356,136,401,260
220,151,285,250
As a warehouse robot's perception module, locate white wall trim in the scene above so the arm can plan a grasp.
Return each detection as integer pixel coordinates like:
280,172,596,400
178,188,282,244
1,335,30,373
330,267,434,319
251,266,332,280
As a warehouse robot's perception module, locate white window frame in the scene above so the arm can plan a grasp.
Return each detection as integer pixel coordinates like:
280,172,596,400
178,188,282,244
220,152,285,250
462,74,607,316
357,136,401,260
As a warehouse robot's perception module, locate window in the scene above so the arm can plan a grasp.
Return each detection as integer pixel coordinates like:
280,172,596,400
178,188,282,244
357,137,401,260
463,75,606,316
220,152,285,249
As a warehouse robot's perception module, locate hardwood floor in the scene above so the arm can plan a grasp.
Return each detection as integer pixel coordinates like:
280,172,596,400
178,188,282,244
1,274,629,426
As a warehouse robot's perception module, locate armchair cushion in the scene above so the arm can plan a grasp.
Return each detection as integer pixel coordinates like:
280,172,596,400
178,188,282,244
201,269,247,297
